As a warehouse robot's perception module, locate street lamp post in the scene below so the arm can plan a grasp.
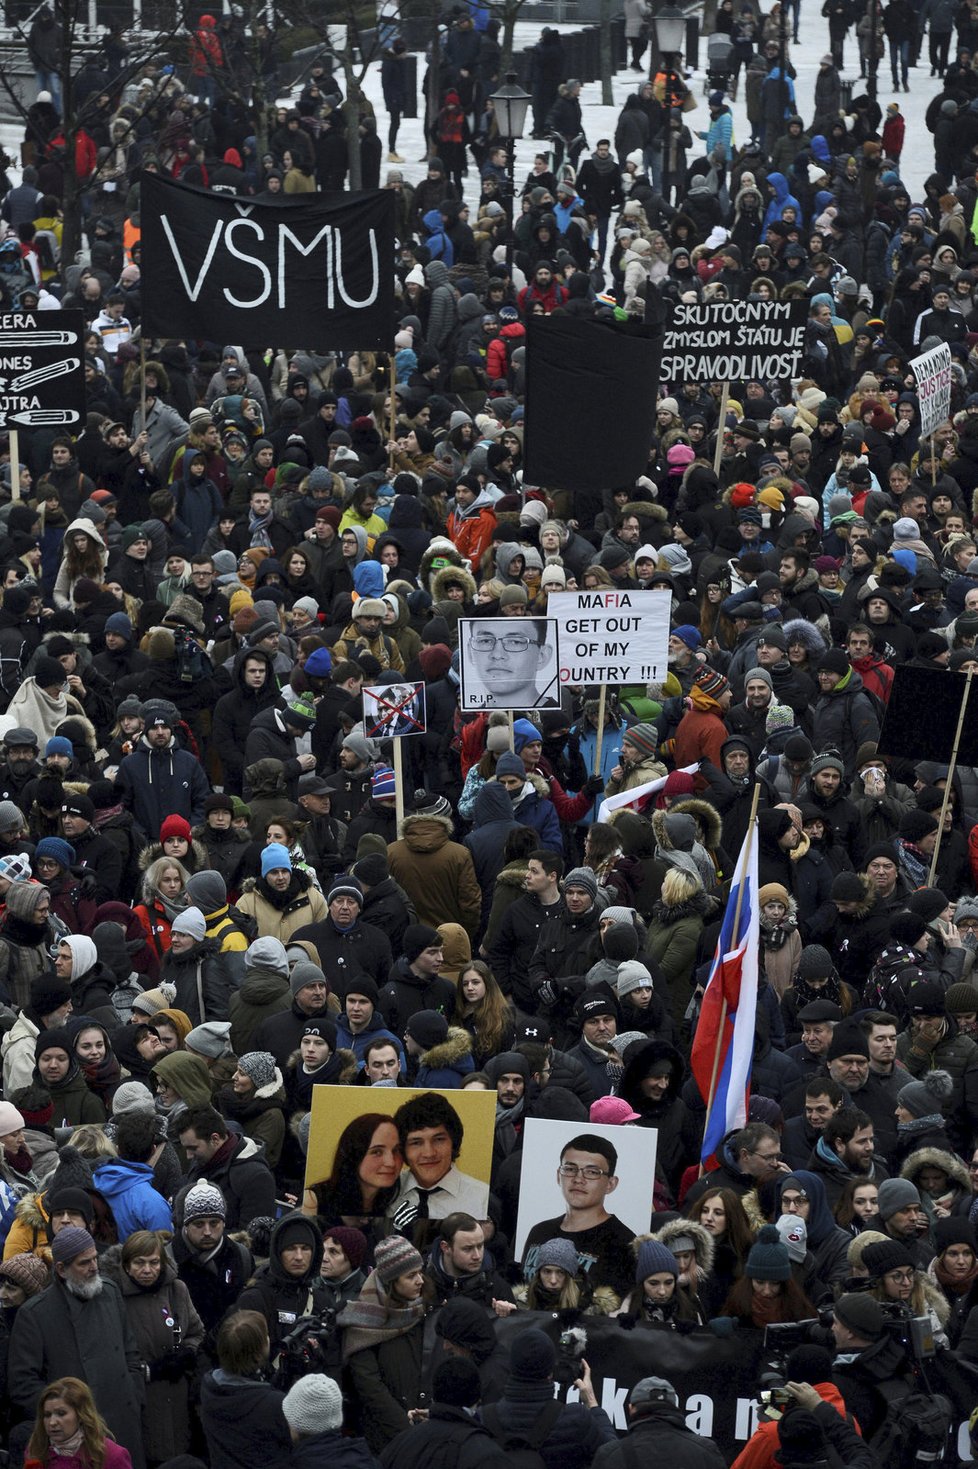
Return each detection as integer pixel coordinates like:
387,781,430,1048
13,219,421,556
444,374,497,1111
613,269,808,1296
654,4,685,206
490,72,531,280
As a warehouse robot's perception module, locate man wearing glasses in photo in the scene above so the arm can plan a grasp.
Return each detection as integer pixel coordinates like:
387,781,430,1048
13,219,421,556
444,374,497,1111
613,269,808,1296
521,1132,636,1295
462,617,559,710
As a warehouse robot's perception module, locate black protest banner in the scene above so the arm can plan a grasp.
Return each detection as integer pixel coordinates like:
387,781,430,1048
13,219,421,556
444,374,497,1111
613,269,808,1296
490,1312,768,1462
522,315,662,493
878,666,978,764
660,299,808,384
139,172,396,350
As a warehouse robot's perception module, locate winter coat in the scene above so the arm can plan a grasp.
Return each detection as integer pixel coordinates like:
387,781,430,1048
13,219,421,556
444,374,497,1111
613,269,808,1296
341,1279,428,1452
160,937,234,1023
810,669,881,773
216,1069,287,1169
105,1252,205,1464
118,735,210,840
47,1063,107,1127
200,1369,291,1469
229,964,291,1054
10,1275,146,1469
486,1376,615,1469
646,891,712,1022
236,870,328,944
487,886,560,1012
211,649,280,794
380,1404,507,1469
593,1405,725,1469
92,1158,173,1238
236,1213,325,1348
182,1131,277,1230
896,1018,978,1155
290,915,392,995
464,782,519,925
380,956,457,1037
388,813,481,937
412,1025,475,1088
620,1038,701,1190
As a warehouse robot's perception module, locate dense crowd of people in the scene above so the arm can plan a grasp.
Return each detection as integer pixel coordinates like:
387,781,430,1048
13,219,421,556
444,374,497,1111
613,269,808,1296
3,0,978,1467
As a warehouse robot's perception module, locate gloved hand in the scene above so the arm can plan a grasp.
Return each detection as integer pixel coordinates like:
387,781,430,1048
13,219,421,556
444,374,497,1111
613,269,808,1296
537,980,558,1007
156,1345,197,1381
392,1198,420,1232
584,774,605,796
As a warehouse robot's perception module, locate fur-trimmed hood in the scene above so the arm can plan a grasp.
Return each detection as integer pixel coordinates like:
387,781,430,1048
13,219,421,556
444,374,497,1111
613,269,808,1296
834,871,878,920
901,1146,972,1195
417,1025,473,1070
668,796,722,851
42,627,91,651
287,1045,359,1084
781,617,829,656
139,837,209,872
652,1217,716,1275
420,536,464,593
397,811,454,850
621,1037,685,1108
432,563,477,603
650,808,715,889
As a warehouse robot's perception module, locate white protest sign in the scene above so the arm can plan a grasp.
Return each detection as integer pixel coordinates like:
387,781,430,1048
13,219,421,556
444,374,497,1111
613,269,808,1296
595,763,700,824
910,341,953,438
546,589,671,687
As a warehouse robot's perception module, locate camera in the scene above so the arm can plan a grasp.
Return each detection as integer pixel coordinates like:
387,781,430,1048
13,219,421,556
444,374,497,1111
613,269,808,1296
554,1324,588,1388
274,1306,339,1389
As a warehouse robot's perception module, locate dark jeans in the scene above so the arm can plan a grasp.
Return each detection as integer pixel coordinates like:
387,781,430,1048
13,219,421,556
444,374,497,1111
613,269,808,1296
929,27,951,70
388,107,401,150
889,36,909,81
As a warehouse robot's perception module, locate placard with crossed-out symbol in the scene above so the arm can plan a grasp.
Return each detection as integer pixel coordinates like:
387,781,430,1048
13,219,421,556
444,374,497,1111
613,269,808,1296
362,680,427,738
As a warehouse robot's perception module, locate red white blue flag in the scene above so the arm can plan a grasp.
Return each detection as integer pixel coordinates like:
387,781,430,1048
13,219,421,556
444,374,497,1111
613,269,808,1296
690,821,759,1163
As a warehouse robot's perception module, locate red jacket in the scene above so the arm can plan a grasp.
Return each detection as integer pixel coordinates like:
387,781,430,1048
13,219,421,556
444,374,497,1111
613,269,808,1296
447,493,497,573
487,322,526,382
850,652,894,706
517,279,567,316
190,14,223,75
730,1381,861,1469
882,113,905,158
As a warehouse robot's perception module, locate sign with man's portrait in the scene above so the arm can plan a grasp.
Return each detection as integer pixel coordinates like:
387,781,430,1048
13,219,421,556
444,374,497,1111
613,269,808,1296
362,680,427,738
458,616,559,712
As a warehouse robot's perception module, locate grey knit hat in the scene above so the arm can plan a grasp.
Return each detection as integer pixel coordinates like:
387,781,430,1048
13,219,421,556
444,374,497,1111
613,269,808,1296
282,1375,343,1436
186,1021,233,1059
236,1051,277,1091
245,936,289,976
0,801,25,832
111,1081,155,1116
876,1177,921,1220
182,1180,227,1221
563,867,598,899
617,960,655,998
535,1238,580,1276
290,960,327,997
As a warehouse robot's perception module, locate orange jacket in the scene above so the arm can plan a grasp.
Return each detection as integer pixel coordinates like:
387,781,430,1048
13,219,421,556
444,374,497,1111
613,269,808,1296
730,1382,860,1469
447,495,497,573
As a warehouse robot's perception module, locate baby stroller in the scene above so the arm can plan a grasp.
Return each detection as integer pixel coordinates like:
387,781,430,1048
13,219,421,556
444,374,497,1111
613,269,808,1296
704,33,734,94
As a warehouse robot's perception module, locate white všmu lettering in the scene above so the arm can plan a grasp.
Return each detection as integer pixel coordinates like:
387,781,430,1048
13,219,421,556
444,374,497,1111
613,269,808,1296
223,219,272,307
278,224,334,308
161,214,223,301
334,228,380,309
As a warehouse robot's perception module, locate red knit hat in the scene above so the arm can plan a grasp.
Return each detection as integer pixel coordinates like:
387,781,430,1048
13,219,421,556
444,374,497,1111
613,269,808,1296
160,815,192,844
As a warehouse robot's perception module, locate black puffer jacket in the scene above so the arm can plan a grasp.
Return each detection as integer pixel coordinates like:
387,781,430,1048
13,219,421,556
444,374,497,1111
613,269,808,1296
160,936,234,1023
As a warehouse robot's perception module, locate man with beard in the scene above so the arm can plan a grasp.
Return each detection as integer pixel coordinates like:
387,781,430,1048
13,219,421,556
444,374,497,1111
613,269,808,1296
809,1105,889,1207
0,726,41,804
9,1226,145,1468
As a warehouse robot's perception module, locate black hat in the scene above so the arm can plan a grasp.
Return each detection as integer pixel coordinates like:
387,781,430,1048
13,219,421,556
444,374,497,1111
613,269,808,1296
796,999,842,1023
826,1022,869,1060
574,991,619,1023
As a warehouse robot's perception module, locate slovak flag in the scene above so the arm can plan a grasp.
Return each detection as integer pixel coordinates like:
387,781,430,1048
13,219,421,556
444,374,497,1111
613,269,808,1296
689,820,760,1165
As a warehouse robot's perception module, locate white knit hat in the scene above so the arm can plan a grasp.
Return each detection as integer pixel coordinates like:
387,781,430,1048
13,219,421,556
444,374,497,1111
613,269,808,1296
282,1374,343,1435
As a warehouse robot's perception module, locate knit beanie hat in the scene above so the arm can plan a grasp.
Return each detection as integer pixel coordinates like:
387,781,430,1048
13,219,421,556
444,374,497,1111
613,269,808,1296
671,624,702,651
402,924,441,963
834,1292,885,1340
289,960,327,998
5,882,49,921
374,1234,424,1286
934,1217,977,1255
0,1252,49,1297
323,1226,368,1271
327,876,363,907
405,1009,449,1050
745,1223,791,1281
131,984,178,1017
111,1081,156,1116
863,1239,914,1278
955,897,978,924
906,887,949,924
617,960,655,998
182,1180,227,1221
635,1238,679,1283
0,1101,24,1137
433,1357,482,1409
435,1298,499,1363
509,1328,557,1380
34,836,74,870
282,1375,343,1436
897,1069,952,1118
236,1051,277,1091
945,984,978,1016
758,883,791,909
797,945,834,980
536,1238,581,1277
186,1021,233,1059
0,852,32,883
694,666,730,700
826,1023,869,1060
495,751,525,779
621,723,658,758
604,924,639,964
767,704,795,736
29,974,71,1017
261,843,292,876
160,814,191,844
51,1226,94,1264
35,1028,71,1062
171,907,206,941
876,1177,921,1220
185,870,228,914
899,809,938,844
563,867,598,899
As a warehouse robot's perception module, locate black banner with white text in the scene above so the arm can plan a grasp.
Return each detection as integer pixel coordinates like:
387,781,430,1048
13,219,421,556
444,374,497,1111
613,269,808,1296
139,172,396,349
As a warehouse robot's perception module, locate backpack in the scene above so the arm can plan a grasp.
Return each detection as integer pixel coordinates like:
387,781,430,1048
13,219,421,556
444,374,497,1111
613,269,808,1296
481,1400,563,1469
869,1390,953,1469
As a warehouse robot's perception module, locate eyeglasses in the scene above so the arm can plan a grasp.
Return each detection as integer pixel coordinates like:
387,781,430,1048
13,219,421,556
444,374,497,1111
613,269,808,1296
886,1271,914,1284
752,1151,782,1163
559,1163,609,1181
469,633,533,654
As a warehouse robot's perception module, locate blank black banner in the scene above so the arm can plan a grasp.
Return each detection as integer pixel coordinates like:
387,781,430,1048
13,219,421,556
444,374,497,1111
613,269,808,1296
522,315,662,492
878,665,978,763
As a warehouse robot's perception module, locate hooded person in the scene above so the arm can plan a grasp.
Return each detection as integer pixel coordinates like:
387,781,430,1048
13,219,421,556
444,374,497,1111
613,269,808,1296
235,1211,325,1351
619,1039,699,1193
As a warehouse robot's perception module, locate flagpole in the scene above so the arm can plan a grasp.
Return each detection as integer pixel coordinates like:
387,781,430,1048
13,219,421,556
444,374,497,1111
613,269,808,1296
699,781,761,1176
928,667,973,885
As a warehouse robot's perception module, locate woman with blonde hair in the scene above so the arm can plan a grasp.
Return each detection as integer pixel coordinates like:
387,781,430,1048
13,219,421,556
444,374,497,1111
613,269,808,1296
27,1377,132,1469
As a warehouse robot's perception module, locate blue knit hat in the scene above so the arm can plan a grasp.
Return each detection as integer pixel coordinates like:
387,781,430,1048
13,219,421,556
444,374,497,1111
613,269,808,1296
635,1238,679,1284
512,718,542,752
105,611,133,640
261,842,292,876
304,646,332,676
671,624,702,651
371,765,397,799
45,736,73,759
35,836,75,870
